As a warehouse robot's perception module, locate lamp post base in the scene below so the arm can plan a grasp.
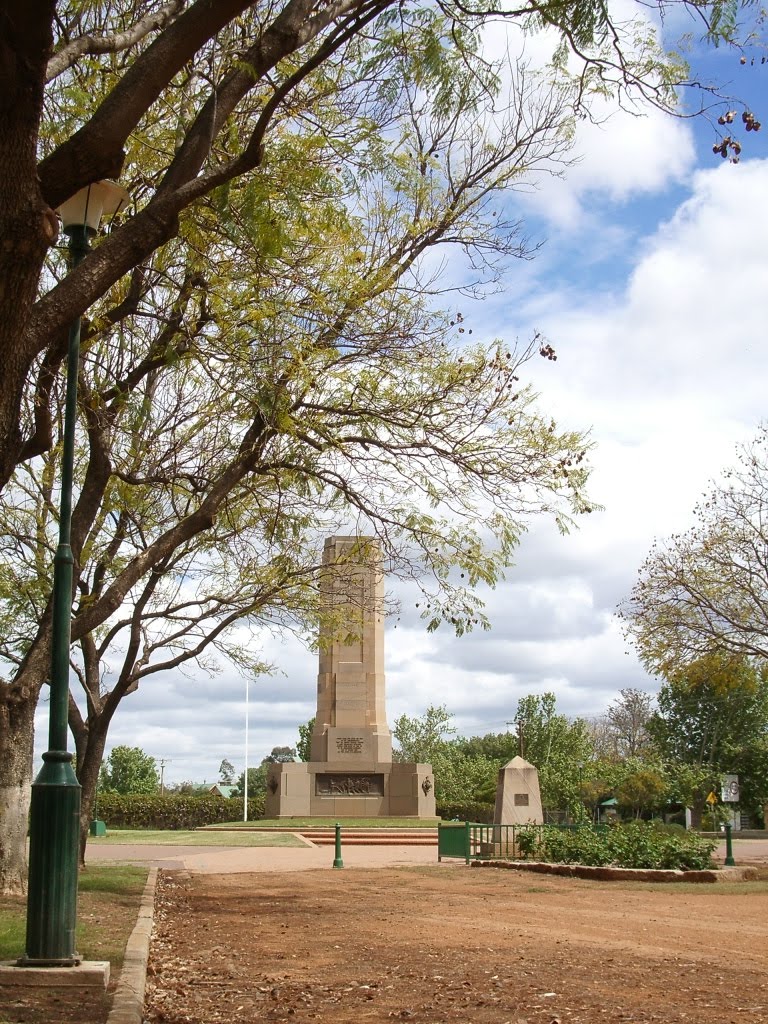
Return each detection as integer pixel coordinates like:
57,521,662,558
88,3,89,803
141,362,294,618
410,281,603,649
23,752,81,965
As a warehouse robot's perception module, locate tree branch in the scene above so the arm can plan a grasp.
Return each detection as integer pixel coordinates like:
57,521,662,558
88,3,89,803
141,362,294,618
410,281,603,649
46,1,186,82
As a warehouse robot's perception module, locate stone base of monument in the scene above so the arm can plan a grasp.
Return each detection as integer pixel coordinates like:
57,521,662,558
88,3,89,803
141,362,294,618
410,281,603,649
265,761,436,818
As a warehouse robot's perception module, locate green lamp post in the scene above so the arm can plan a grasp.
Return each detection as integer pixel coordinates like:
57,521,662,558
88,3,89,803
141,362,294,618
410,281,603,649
21,180,129,966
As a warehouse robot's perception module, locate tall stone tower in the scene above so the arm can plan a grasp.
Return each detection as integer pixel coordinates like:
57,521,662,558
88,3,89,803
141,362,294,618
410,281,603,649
310,536,391,765
265,536,435,818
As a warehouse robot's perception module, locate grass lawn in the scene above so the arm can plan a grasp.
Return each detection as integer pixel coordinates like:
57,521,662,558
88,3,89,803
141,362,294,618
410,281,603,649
0,864,147,965
89,829,307,846
202,817,440,829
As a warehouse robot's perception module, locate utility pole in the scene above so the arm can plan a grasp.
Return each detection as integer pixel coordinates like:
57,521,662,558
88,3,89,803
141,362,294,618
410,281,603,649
158,759,170,796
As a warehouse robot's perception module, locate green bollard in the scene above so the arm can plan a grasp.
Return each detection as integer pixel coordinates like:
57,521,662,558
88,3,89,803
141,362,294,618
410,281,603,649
724,822,736,866
333,822,344,869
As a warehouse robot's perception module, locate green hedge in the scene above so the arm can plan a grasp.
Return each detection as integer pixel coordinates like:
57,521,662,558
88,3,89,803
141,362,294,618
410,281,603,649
516,821,717,871
437,800,494,824
95,793,264,829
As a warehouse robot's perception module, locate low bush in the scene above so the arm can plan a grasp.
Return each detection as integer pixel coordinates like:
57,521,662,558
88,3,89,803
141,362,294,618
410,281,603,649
437,800,494,824
515,821,716,871
96,793,264,829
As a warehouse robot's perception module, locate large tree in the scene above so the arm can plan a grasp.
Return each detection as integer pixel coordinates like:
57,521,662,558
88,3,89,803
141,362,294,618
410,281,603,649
588,687,654,760
99,744,160,794
621,428,768,677
0,2,755,494
513,691,594,818
647,653,768,823
392,704,457,764
2,5,603,889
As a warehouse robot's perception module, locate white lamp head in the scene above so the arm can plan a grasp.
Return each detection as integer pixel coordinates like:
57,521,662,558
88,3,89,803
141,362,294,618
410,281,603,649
56,180,130,233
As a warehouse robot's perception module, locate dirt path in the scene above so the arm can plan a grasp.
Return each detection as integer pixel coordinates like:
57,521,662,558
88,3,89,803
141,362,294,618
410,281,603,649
145,865,768,1024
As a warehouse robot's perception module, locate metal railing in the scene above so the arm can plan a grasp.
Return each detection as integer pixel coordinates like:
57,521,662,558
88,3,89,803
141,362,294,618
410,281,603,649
437,821,606,864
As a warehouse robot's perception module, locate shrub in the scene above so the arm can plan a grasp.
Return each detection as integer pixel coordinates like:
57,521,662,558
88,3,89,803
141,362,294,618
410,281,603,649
96,793,264,829
515,822,716,870
437,800,494,823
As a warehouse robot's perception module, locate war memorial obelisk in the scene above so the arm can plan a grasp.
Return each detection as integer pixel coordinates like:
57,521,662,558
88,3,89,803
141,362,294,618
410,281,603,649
265,536,436,818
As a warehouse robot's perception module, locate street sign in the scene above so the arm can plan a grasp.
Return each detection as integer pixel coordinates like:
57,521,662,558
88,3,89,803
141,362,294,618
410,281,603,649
721,774,740,803
706,791,717,805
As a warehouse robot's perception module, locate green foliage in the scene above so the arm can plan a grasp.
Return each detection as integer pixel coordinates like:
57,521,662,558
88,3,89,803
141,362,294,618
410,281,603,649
436,800,495,824
235,765,268,800
393,704,456,764
514,692,594,816
431,749,502,805
296,717,315,762
394,707,507,806
219,759,236,785
265,746,296,763
96,793,264,829
649,654,768,765
455,732,516,762
516,824,613,866
614,765,668,819
648,653,768,817
99,746,159,795
516,822,716,870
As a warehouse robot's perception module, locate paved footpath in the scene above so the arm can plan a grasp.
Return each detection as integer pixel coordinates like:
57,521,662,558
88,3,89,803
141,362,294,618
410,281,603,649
84,835,768,874
85,839,449,873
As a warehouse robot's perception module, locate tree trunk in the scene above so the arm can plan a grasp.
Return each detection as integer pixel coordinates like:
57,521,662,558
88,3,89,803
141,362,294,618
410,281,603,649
0,693,37,895
75,722,109,865
0,4,57,492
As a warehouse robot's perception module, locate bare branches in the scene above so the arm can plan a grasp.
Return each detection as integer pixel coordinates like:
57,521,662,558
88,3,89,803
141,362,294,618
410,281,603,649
620,426,768,675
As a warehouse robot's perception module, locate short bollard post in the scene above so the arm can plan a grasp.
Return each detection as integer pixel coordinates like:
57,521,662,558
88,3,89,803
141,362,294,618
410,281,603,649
724,823,736,866
333,822,344,869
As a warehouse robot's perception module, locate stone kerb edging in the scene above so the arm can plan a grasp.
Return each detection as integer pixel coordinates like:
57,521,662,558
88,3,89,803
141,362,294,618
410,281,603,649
471,860,759,883
106,866,158,1024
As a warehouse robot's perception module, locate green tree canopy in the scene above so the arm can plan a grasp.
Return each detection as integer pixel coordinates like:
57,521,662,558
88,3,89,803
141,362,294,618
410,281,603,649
296,718,315,762
514,692,594,818
99,745,159,795
392,704,457,764
454,731,517,763
647,653,768,819
236,764,268,800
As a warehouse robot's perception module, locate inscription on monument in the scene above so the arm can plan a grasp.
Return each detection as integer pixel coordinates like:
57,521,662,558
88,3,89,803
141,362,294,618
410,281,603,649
316,773,384,796
514,793,529,806
336,737,364,754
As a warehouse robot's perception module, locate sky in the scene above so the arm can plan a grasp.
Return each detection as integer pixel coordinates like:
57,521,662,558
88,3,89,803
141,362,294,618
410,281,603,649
34,5,768,787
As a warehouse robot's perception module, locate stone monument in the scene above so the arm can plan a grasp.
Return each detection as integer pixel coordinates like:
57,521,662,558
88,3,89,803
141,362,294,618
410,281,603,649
265,536,436,818
494,755,544,826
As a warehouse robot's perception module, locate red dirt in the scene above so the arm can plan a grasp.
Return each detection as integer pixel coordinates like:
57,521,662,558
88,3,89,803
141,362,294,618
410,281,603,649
144,864,768,1024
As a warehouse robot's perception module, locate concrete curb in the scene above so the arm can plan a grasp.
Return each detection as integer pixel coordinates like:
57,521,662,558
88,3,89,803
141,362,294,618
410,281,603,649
106,866,158,1024
471,859,759,883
